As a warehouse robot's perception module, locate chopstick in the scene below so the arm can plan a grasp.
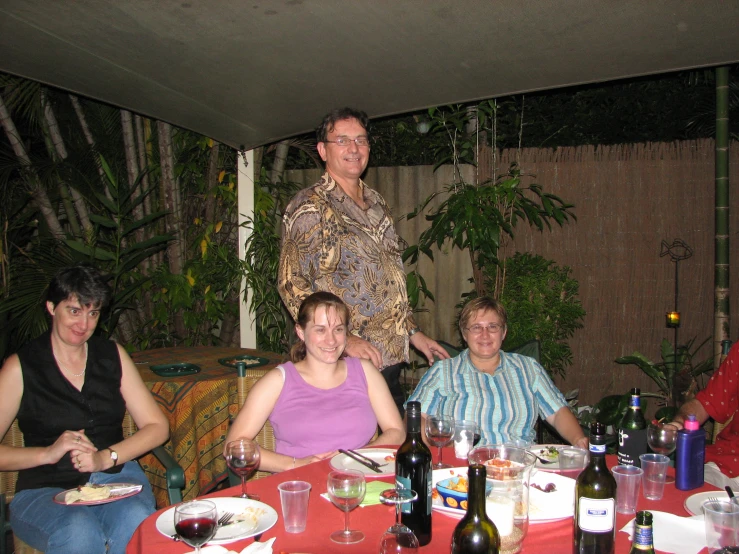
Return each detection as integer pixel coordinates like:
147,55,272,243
338,449,382,473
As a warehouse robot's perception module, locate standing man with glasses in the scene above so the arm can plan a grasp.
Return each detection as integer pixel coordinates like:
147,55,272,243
278,107,450,416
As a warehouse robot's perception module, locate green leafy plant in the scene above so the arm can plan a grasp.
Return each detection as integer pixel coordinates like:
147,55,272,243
615,336,714,412
404,163,576,300
499,252,585,379
241,173,302,354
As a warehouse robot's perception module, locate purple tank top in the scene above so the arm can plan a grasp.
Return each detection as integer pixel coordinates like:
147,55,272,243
269,357,378,458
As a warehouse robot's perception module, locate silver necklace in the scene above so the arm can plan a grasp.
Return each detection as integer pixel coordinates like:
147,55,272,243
55,342,88,377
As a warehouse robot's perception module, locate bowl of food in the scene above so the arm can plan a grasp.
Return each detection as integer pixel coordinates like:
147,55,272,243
435,475,492,510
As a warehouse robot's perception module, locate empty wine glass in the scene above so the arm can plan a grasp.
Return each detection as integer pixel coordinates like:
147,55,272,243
426,414,455,469
327,469,366,544
647,422,678,484
378,488,419,553
225,438,261,499
174,500,218,553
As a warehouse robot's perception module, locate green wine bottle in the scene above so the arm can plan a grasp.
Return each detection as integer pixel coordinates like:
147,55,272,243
618,387,648,467
629,511,656,553
396,401,433,545
450,464,500,554
574,421,617,554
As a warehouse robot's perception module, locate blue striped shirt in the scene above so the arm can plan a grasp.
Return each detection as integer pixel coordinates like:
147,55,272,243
406,348,567,445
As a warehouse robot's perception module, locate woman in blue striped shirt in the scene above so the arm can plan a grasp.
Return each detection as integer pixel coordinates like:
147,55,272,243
407,297,587,449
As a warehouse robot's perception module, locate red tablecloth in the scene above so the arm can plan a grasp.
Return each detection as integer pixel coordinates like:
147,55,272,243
127,450,718,554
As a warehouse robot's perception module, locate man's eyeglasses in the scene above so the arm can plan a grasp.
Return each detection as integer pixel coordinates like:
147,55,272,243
465,323,505,335
324,137,370,147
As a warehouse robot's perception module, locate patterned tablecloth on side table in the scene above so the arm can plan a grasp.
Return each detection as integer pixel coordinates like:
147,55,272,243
130,346,284,507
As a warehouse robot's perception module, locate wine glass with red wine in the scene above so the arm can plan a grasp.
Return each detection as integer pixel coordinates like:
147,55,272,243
426,414,455,469
174,500,218,553
225,438,261,499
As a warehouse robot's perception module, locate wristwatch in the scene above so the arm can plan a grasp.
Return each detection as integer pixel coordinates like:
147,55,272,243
408,326,421,337
109,449,119,466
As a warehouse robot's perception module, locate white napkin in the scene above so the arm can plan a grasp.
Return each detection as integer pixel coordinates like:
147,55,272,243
198,537,276,554
704,461,739,491
619,511,705,554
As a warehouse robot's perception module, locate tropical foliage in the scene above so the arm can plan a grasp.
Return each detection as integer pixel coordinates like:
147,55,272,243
499,253,586,379
0,75,244,360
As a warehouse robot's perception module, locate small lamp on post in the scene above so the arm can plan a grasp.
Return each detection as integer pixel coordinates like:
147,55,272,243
666,311,681,328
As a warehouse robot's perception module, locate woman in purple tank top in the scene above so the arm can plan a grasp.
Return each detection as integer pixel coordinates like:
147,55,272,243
227,292,405,472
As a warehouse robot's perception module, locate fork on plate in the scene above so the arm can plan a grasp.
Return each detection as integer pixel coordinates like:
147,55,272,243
218,511,234,526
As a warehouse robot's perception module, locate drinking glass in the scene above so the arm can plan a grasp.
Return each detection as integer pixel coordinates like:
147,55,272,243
426,415,455,469
647,422,678,483
327,469,366,544
378,488,419,553
225,438,261,499
174,500,218,553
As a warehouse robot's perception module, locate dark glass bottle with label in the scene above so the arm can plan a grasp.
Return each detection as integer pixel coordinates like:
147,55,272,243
629,511,655,554
395,401,432,545
451,464,500,554
574,421,616,554
618,388,648,467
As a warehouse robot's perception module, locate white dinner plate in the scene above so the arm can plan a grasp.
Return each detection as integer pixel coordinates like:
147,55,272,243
329,448,396,477
528,444,564,470
155,497,277,545
431,467,575,523
53,483,143,505
684,491,727,516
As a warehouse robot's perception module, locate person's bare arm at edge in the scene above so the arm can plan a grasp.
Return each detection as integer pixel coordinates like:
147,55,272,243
546,406,589,449
345,334,382,369
670,398,710,430
410,332,451,366
361,359,405,446
226,369,334,472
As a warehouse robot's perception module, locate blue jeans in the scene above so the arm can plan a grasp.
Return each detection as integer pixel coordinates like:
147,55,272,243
10,462,155,554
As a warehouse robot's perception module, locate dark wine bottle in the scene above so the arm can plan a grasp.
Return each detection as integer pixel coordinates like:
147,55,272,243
450,464,500,554
629,511,655,554
574,421,617,554
618,387,648,467
396,401,432,545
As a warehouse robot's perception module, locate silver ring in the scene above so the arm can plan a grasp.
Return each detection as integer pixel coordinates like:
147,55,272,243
75,436,80,443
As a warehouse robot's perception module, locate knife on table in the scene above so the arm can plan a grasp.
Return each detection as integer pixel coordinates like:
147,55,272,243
338,449,383,473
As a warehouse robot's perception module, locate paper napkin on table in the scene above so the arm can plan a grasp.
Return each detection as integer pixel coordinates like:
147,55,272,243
619,511,705,554
198,538,276,554
320,480,393,507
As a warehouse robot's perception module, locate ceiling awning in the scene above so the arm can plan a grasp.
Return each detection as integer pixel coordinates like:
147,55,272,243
1,0,737,150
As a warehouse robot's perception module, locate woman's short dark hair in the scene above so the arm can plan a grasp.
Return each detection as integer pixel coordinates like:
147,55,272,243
290,291,350,363
316,108,370,143
458,297,508,334
47,264,112,309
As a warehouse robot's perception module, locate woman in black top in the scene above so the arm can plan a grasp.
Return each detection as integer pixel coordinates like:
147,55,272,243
0,265,169,554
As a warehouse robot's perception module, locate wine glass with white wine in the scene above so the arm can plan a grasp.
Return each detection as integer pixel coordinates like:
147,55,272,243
327,469,366,544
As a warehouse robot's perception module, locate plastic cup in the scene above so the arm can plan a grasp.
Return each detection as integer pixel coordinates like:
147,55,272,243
454,420,479,459
611,465,643,514
557,446,589,478
277,480,311,533
639,453,670,500
705,500,739,550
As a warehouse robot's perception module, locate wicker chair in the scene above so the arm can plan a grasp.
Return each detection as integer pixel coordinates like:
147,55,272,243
1,415,184,554
229,362,276,483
